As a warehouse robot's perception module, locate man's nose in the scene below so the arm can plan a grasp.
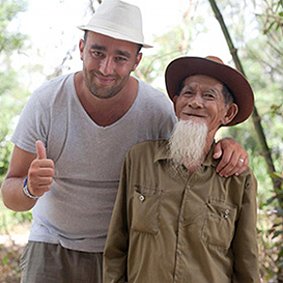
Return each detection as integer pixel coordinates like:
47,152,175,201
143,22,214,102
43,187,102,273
99,57,114,75
188,94,203,108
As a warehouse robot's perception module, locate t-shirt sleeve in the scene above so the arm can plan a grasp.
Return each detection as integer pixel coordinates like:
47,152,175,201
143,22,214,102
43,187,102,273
139,81,177,140
11,90,50,154
158,110,177,139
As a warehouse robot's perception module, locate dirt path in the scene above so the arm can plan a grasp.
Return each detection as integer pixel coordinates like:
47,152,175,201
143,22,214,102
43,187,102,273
0,224,29,283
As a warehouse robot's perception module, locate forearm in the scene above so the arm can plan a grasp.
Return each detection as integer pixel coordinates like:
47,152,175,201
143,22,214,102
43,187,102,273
1,177,37,211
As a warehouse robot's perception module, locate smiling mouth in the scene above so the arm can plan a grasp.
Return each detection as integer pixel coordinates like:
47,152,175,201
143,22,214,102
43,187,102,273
184,113,205,118
95,75,115,85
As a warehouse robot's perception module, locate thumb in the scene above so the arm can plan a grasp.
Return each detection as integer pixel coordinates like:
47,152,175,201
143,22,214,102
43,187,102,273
35,140,47,159
213,142,222,159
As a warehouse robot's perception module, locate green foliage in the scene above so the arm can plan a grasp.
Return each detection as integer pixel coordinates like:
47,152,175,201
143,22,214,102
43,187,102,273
0,0,27,54
0,66,29,180
0,8,31,281
0,200,32,234
0,84,28,179
0,0,29,180
260,0,283,34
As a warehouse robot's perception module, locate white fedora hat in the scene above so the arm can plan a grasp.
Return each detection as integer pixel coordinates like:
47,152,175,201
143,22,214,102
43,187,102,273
78,0,152,48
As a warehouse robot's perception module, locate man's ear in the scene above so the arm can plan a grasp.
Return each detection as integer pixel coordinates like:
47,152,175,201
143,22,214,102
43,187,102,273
132,52,143,71
79,39,85,60
222,103,238,125
172,95,178,112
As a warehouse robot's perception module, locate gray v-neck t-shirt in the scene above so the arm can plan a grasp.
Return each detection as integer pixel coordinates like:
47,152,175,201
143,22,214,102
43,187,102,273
12,73,177,252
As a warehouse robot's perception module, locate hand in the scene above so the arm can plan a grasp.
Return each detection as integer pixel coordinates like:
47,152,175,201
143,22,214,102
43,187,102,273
27,140,55,197
213,137,248,177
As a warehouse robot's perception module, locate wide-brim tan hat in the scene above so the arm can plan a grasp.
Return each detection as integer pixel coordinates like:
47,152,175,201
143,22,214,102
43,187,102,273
165,56,254,126
78,0,152,48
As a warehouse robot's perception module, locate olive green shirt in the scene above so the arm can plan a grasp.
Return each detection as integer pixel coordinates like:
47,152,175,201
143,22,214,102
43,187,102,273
104,140,260,283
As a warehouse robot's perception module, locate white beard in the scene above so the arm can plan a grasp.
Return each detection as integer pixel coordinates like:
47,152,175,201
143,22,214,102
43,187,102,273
168,120,208,171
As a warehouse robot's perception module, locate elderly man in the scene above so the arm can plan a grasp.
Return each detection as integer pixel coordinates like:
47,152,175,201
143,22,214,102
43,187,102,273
103,56,260,283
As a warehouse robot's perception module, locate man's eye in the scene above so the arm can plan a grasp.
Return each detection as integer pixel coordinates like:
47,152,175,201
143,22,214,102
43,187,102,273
91,50,103,57
204,92,215,99
115,56,127,62
182,91,193,97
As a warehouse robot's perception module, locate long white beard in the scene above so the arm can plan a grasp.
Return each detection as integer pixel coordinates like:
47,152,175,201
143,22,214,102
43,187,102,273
169,120,208,170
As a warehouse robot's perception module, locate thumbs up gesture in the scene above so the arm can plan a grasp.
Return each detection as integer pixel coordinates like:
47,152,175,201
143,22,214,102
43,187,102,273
27,140,55,197
36,139,47,160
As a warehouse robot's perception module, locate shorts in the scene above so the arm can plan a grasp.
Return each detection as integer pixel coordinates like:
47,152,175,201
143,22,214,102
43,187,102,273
20,241,103,283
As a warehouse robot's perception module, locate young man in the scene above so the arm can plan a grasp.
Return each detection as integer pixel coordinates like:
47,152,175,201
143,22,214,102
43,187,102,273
104,56,260,283
1,0,249,282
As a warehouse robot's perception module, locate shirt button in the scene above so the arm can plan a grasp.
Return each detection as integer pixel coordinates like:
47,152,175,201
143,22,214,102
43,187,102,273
223,209,230,218
139,195,145,202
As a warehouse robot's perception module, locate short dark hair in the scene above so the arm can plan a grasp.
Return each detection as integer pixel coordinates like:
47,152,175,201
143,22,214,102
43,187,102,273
222,84,235,105
83,31,88,42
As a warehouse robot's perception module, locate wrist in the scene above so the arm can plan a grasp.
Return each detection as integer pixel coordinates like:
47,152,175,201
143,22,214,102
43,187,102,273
22,177,39,200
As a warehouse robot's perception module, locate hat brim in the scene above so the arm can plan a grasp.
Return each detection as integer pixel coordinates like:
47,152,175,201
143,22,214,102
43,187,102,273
165,57,254,126
78,25,153,48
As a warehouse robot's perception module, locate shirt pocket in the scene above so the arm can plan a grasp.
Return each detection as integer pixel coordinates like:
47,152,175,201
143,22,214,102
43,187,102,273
202,199,237,249
131,185,162,235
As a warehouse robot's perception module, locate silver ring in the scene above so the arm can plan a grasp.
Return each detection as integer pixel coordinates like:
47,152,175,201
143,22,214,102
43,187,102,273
239,158,244,164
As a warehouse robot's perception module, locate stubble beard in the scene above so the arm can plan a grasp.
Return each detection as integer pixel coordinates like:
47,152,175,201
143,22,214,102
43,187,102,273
168,120,208,171
84,68,122,99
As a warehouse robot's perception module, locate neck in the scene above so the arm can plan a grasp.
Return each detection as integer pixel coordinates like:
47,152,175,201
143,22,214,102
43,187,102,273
74,72,138,126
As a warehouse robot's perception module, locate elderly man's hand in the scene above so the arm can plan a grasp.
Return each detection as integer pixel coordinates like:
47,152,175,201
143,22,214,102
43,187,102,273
213,137,248,177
